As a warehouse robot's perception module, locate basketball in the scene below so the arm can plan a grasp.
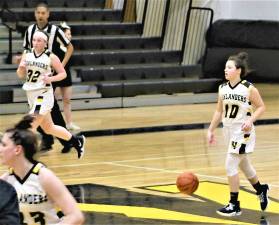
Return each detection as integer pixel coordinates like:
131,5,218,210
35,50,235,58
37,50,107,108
176,172,199,195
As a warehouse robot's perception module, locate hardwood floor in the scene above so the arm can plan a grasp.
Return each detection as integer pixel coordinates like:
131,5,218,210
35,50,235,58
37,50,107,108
0,83,278,224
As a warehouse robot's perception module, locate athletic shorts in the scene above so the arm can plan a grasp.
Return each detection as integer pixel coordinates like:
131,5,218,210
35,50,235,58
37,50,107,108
26,88,54,115
52,67,72,88
223,124,255,154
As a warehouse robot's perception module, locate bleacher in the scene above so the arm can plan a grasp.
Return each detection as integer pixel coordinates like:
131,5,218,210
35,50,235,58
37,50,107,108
0,0,221,113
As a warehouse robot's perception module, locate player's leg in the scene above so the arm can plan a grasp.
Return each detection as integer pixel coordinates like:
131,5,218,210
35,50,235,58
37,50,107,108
40,113,85,159
50,90,73,153
37,127,54,151
61,86,80,130
217,153,242,217
239,155,269,211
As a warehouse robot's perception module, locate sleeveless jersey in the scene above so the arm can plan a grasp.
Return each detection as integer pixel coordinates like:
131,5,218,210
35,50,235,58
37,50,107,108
22,49,52,91
6,163,61,225
219,80,253,127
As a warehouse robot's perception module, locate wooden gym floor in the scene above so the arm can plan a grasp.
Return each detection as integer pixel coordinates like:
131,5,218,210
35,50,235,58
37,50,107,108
0,83,278,224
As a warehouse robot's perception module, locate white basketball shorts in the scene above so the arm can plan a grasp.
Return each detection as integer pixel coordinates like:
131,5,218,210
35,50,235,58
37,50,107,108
26,88,54,115
223,124,256,154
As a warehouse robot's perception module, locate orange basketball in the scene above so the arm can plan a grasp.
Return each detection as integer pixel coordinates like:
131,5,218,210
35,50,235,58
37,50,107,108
176,172,199,195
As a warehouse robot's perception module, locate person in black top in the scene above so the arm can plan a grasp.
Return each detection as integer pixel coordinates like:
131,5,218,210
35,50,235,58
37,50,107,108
53,22,81,131
23,2,74,153
0,179,20,225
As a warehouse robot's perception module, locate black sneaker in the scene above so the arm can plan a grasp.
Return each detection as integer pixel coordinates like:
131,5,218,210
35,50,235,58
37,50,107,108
61,144,72,154
75,135,85,159
216,201,242,217
258,184,269,211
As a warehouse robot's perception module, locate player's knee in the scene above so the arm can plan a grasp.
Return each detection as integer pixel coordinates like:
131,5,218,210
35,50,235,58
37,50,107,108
226,165,238,176
63,97,71,105
240,165,256,179
42,125,52,134
225,153,241,176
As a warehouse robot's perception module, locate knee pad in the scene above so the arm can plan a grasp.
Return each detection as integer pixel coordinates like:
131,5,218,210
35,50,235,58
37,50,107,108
225,153,240,177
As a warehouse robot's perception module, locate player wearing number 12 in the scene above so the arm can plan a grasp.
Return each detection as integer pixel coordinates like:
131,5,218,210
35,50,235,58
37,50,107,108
207,52,269,217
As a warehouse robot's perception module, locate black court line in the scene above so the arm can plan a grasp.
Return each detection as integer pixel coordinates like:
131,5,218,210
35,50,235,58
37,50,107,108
80,118,279,137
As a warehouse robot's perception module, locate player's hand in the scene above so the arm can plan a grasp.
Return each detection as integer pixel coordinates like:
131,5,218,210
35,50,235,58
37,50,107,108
42,73,52,84
241,119,253,132
207,130,216,145
13,55,22,64
18,59,26,68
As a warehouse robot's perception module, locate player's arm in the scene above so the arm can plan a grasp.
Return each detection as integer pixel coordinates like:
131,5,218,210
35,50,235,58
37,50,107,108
62,42,74,67
57,27,74,67
39,168,84,225
241,86,265,131
207,95,223,144
0,172,9,180
16,53,27,79
43,54,67,84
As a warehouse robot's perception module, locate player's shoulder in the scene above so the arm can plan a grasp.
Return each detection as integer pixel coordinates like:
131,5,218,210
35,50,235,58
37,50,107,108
219,81,229,89
32,162,45,175
44,49,52,57
24,48,32,54
240,80,254,89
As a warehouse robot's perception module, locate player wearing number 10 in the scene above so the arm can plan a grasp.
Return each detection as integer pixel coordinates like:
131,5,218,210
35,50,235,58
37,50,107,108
207,52,269,217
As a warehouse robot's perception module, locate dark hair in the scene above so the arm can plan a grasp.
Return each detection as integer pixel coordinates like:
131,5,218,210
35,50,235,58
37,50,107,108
228,52,249,78
35,2,49,11
5,115,38,164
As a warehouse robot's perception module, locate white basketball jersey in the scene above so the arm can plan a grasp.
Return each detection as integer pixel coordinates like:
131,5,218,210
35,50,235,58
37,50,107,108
219,80,253,127
23,49,52,91
6,163,61,225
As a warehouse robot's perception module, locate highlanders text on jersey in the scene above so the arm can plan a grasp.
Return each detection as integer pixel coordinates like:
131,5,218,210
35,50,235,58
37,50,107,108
23,49,52,91
6,163,61,225
219,80,253,126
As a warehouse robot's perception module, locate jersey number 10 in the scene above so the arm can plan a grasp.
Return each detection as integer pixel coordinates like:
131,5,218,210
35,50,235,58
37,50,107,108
224,104,239,118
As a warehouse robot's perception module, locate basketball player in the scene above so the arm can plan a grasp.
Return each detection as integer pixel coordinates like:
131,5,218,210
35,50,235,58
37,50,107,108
0,179,20,224
207,52,269,216
17,30,85,159
0,115,84,225
23,2,74,153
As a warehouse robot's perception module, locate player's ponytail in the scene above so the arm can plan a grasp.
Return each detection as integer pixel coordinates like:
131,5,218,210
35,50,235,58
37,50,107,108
228,52,249,79
6,115,38,164
14,114,34,130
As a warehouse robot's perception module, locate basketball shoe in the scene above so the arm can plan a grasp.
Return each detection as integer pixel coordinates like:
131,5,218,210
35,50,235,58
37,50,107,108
257,184,269,211
61,144,72,154
75,135,86,159
216,201,242,217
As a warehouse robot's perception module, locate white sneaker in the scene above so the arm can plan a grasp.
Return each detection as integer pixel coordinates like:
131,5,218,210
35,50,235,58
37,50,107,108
66,123,81,130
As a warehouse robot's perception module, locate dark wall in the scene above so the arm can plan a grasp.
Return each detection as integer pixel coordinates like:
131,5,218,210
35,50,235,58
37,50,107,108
202,19,279,82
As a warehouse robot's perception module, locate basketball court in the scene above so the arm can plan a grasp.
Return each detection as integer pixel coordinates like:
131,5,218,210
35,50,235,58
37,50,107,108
0,84,278,224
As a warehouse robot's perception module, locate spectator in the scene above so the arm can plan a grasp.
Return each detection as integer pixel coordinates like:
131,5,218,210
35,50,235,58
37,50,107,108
53,22,81,131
